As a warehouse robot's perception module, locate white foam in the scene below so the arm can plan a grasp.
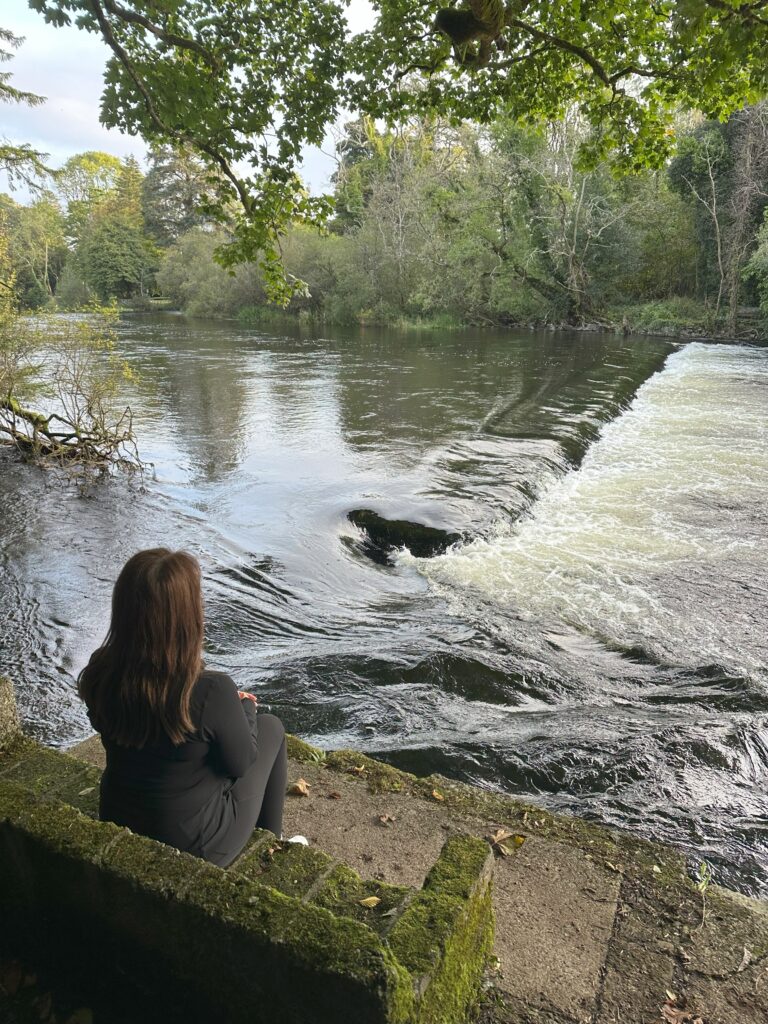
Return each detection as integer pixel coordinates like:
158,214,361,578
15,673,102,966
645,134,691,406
409,344,768,677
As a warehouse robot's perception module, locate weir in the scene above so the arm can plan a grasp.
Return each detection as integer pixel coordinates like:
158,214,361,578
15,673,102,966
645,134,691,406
2,675,767,1024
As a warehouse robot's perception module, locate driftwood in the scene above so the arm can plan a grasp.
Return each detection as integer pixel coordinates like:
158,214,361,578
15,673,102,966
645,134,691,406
0,396,141,472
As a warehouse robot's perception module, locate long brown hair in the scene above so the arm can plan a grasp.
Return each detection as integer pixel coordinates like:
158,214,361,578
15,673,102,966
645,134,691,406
78,548,204,748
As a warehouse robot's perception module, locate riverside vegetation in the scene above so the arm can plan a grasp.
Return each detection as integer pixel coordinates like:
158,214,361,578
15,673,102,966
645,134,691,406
4,110,768,339
3,4,768,342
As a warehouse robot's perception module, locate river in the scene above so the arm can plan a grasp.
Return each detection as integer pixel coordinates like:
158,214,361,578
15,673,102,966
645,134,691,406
0,315,766,897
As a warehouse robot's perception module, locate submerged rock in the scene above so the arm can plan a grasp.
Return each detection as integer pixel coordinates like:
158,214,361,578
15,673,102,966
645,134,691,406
347,509,462,563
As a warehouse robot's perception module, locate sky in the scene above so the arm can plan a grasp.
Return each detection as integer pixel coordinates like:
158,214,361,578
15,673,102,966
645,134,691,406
1,0,375,199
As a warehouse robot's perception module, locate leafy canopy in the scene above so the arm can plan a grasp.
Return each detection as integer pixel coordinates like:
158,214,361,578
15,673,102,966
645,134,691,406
1,27,49,188
27,1,768,300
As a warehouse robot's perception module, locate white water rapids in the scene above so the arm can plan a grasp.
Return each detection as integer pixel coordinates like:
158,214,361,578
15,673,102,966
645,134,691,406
411,343,768,682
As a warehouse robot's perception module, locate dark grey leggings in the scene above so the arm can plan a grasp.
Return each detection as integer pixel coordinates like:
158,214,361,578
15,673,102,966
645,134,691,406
214,713,287,868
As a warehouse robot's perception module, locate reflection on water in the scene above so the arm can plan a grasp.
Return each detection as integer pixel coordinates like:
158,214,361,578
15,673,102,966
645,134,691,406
1,316,767,896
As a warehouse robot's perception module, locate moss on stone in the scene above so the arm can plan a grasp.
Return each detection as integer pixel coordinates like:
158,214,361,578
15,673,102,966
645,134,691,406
325,750,410,793
0,743,101,812
286,734,326,763
225,827,277,870
310,863,411,935
387,835,494,1024
234,840,335,899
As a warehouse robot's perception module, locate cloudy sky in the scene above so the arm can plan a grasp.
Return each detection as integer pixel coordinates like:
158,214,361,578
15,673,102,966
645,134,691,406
2,0,374,198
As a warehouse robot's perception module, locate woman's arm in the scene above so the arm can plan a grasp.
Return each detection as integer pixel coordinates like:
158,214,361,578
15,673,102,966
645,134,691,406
201,675,258,778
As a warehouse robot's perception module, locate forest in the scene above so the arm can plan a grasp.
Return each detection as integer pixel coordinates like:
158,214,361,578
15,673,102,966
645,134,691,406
4,105,768,338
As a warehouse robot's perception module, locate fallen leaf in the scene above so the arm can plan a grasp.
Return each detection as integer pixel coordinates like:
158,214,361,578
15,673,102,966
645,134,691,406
377,814,396,827
488,829,525,856
288,778,310,797
660,992,704,1024
327,791,342,800
359,896,381,908
738,946,753,972
347,765,367,776
1,961,23,995
489,828,514,845
431,789,445,802
653,864,662,874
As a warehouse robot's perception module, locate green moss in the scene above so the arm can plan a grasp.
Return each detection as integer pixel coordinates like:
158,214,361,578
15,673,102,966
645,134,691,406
0,743,101,812
286,733,326,763
226,827,277,869
387,836,495,1024
234,840,335,899
311,863,411,936
0,778,37,823
325,750,410,793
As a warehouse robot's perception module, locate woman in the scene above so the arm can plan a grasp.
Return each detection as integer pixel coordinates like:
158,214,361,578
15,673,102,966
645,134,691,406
78,548,287,868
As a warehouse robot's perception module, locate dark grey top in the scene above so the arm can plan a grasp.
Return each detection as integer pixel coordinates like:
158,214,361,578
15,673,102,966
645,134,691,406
95,669,258,857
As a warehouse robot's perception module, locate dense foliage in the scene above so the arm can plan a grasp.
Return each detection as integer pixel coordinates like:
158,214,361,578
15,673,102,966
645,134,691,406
25,0,768,299
3,106,768,332
155,109,768,332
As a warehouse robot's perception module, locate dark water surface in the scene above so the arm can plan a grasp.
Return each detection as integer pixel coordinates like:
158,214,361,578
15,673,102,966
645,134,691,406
1,315,767,896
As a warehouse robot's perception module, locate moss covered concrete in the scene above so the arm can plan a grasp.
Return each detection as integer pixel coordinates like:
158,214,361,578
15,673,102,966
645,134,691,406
388,837,494,1024
311,863,412,935
0,680,495,1024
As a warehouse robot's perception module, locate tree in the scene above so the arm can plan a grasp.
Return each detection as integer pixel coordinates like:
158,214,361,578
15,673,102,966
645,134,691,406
54,150,122,243
669,105,768,325
0,217,140,472
0,191,68,307
0,28,48,188
142,144,214,246
28,1,768,299
77,213,157,300
54,153,159,302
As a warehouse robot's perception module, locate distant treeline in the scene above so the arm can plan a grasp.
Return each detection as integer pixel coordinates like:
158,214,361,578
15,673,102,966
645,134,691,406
4,106,768,335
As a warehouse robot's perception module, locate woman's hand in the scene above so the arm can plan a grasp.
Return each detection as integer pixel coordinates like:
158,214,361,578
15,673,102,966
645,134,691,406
237,690,259,705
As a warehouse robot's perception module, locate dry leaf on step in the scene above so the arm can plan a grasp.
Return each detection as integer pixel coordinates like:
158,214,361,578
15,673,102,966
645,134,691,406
347,765,367,776
488,828,525,856
377,814,396,827
359,896,381,908
660,992,704,1024
288,778,310,797
431,789,445,802
327,791,342,800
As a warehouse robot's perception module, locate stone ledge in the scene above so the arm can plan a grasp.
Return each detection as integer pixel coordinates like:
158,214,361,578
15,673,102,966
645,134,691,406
0,679,494,1024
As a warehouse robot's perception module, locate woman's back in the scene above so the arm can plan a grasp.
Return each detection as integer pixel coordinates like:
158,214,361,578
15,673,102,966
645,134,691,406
98,669,258,859
80,548,287,868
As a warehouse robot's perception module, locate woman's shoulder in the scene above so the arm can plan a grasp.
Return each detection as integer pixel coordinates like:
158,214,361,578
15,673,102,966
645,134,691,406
197,668,237,692
192,668,237,714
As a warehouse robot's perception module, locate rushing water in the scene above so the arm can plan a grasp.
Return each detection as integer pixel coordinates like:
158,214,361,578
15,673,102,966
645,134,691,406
1,316,766,897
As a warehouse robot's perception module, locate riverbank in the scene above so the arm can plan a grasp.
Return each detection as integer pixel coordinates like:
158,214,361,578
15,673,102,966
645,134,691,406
129,296,766,345
70,734,768,1024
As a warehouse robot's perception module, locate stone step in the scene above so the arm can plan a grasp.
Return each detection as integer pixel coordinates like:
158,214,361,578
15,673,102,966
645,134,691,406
0,738,101,816
229,828,413,935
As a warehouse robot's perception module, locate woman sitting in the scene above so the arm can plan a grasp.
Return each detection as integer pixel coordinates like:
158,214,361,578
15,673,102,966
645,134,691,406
78,548,287,868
